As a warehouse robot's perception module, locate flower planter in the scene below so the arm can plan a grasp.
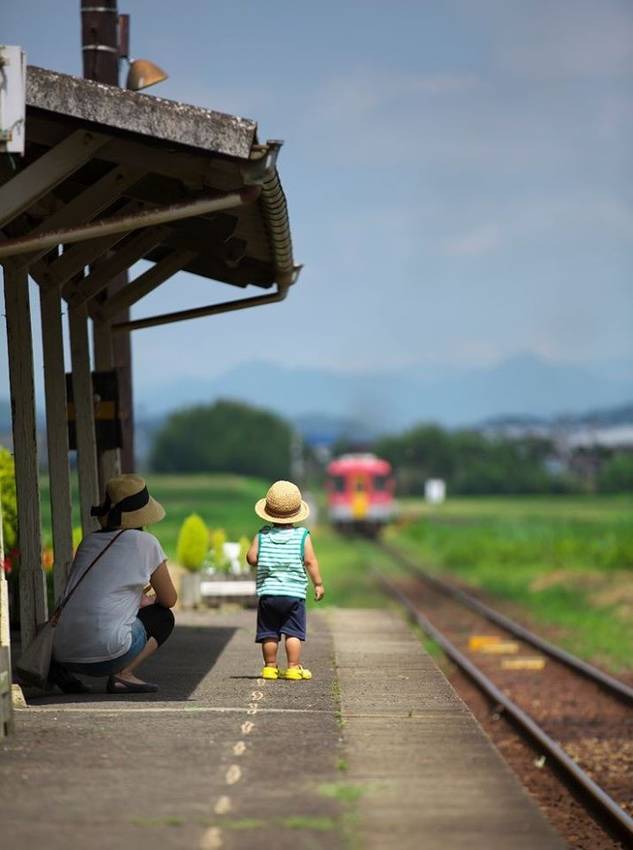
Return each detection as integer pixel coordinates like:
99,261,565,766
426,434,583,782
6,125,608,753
199,571,257,608
179,571,203,609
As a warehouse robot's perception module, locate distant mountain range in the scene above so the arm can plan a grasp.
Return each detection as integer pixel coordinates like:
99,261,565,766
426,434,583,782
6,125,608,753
135,354,633,431
2,355,632,450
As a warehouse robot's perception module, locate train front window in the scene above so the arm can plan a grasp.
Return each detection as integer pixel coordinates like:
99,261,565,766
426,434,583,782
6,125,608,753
331,475,346,493
373,475,388,491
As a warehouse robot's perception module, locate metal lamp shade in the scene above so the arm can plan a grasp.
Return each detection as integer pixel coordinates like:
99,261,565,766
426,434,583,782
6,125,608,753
126,59,168,91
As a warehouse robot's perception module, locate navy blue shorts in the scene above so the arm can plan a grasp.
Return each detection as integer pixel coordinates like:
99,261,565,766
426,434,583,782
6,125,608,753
256,595,307,642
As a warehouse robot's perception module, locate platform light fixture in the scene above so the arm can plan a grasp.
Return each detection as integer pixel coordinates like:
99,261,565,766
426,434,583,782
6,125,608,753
125,59,168,92
118,13,168,92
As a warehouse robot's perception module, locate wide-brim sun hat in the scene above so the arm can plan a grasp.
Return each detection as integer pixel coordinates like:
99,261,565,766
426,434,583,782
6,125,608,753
255,480,310,524
91,474,165,529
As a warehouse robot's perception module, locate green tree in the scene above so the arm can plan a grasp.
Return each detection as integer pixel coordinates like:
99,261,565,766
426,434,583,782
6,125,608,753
150,399,292,478
374,425,566,496
598,453,633,492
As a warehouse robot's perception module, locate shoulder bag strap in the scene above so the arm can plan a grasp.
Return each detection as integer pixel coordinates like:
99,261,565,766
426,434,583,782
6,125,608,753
51,529,126,625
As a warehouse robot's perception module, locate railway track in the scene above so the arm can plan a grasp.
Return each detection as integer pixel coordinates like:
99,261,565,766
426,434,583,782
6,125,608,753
378,541,633,706
373,545,633,847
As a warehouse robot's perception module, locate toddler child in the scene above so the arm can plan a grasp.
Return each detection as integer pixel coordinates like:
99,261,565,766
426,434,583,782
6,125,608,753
246,480,324,680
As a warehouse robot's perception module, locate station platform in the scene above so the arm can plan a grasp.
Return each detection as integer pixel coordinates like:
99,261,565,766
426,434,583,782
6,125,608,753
1,608,566,849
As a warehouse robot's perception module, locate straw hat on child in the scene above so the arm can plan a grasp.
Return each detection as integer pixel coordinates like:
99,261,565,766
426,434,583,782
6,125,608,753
255,480,310,524
91,474,165,529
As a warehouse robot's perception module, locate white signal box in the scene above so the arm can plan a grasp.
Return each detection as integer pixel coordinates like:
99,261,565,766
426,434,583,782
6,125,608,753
425,478,446,505
0,46,26,155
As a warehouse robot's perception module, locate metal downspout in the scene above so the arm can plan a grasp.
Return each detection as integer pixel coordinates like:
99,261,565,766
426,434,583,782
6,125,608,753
111,283,288,332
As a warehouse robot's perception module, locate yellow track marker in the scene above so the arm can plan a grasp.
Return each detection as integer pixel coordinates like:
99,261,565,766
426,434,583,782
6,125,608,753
501,657,546,670
233,741,247,756
479,641,520,655
469,635,501,651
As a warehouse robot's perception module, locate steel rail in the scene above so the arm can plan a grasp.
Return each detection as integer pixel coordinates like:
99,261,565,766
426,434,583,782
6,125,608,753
375,569,633,846
379,541,633,706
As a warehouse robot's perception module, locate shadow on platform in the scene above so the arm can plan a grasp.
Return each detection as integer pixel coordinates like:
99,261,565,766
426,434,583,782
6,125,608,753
16,623,237,706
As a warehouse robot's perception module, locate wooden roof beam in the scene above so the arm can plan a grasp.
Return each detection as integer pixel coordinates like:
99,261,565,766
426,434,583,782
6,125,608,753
0,129,110,229
64,225,169,306
94,249,197,321
0,187,259,263
8,164,145,272
33,206,138,291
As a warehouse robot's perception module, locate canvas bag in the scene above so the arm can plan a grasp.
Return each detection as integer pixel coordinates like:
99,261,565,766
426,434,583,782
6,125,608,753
15,530,125,689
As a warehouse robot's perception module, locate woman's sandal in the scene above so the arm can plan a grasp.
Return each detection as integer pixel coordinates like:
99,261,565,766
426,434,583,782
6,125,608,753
106,674,159,694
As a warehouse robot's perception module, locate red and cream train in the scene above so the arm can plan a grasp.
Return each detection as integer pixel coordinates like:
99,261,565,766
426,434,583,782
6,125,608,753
325,453,396,535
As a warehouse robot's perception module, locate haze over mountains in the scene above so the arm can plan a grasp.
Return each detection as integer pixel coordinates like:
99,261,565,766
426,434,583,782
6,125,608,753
2,354,632,443
136,353,633,431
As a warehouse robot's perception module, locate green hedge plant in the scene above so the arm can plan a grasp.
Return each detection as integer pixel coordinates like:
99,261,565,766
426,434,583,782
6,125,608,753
176,513,209,572
0,446,18,554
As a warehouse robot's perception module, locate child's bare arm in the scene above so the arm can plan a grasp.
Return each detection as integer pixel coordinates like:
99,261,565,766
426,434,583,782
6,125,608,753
304,535,324,601
246,535,259,567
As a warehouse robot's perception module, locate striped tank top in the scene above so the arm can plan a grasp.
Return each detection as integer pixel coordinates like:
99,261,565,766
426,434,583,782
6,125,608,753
256,525,309,599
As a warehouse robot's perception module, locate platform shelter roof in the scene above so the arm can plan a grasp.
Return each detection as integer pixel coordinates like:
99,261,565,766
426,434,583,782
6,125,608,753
0,65,299,329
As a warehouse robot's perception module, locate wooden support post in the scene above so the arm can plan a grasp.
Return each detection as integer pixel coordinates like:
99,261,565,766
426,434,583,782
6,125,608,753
92,319,121,490
68,302,100,535
2,266,47,649
39,286,74,600
0,480,14,737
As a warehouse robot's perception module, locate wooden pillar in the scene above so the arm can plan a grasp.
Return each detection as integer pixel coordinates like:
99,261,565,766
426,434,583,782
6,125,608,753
68,303,100,535
93,317,121,490
113,311,135,473
2,266,47,649
0,482,14,737
82,0,136,474
39,286,74,600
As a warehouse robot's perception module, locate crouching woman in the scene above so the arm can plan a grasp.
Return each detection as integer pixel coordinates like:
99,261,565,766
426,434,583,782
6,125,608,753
52,474,177,694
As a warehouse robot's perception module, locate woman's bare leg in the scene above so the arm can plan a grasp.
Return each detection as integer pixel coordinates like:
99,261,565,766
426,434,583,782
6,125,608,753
116,637,158,684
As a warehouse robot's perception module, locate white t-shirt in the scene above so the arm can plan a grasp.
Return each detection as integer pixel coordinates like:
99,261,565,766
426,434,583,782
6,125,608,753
53,529,167,663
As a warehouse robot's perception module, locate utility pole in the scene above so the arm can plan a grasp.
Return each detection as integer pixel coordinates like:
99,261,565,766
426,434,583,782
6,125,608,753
80,0,135,475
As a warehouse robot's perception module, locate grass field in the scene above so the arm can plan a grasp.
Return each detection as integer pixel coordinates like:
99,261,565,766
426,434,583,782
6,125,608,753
389,495,633,671
37,476,633,671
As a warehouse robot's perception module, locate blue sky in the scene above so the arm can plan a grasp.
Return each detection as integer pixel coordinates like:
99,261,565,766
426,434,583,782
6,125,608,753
1,0,632,402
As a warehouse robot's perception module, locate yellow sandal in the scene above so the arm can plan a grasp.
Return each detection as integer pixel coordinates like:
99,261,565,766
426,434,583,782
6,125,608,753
261,666,279,680
281,665,312,681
